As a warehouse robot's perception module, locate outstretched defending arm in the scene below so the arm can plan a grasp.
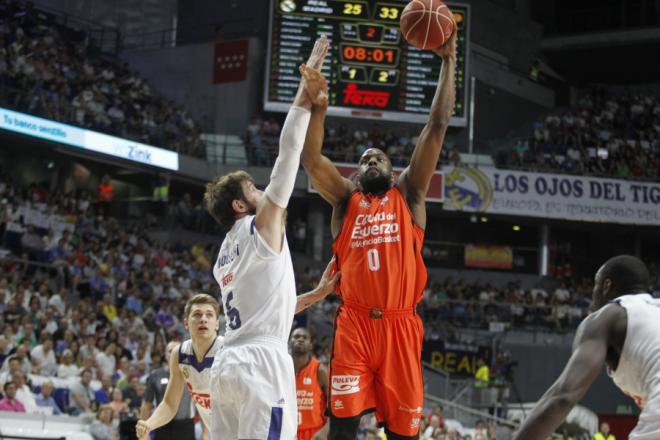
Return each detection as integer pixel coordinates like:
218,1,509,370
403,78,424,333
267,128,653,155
255,37,329,252
397,32,457,229
295,258,340,313
513,305,622,439
135,345,185,439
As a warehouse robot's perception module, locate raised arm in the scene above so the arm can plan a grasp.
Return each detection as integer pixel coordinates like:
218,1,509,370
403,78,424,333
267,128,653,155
255,36,330,252
513,305,623,439
135,345,185,439
301,98,355,208
398,31,457,229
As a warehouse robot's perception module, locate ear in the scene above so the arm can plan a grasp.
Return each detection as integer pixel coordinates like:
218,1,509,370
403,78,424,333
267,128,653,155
231,199,246,214
183,318,189,331
603,278,613,298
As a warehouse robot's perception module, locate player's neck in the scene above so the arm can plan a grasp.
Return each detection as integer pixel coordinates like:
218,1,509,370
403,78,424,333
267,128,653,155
292,353,312,373
191,334,216,362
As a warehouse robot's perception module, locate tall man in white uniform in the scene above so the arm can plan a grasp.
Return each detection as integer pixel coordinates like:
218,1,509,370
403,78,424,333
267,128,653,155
514,255,660,440
204,36,336,440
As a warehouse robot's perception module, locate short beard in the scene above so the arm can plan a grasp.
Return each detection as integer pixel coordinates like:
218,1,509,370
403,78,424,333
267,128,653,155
360,173,391,195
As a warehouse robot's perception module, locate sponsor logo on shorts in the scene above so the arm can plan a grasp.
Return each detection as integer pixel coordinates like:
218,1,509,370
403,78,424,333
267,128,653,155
303,377,312,385
411,417,420,428
398,405,423,414
331,375,360,395
334,399,344,409
181,367,189,379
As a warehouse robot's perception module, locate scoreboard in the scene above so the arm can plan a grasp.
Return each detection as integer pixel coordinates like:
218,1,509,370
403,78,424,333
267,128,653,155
264,0,470,126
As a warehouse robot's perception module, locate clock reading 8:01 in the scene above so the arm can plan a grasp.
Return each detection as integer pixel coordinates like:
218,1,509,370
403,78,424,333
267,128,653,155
341,45,397,65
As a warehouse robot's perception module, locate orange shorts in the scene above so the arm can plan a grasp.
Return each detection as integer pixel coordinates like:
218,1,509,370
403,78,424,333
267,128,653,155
329,301,424,437
297,426,324,440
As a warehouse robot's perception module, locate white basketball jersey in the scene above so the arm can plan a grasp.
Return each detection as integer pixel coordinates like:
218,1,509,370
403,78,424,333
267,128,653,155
177,336,223,429
609,294,660,439
213,215,297,348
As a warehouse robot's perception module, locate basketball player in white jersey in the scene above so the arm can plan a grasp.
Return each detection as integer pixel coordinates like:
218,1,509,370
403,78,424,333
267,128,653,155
204,36,333,440
136,294,222,439
514,255,659,440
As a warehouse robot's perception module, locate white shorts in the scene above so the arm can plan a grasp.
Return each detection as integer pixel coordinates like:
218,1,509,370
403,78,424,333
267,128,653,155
210,339,297,440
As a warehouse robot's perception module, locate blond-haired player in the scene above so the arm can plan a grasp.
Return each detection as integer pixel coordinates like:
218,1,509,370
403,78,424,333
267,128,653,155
136,293,222,439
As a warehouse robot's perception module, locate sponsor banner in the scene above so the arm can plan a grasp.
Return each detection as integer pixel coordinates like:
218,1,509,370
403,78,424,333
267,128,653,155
464,244,513,269
307,162,444,203
442,166,660,225
423,340,492,378
0,107,179,170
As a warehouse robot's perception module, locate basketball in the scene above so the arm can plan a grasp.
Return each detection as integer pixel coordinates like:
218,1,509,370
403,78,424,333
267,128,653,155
400,0,455,50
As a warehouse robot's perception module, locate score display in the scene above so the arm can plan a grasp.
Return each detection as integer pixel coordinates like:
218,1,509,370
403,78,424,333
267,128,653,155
265,0,470,125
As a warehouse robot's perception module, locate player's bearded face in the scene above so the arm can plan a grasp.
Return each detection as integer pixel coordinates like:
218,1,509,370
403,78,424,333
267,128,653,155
358,149,393,195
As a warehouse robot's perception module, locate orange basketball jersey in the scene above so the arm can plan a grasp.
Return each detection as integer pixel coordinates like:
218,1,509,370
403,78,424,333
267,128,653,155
333,186,428,310
296,357,327,432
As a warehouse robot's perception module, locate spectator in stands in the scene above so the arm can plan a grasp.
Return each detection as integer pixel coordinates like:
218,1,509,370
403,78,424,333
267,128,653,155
109,387,130,419
90,404,119,440
30,334,57,376
57,349,79,378
96,341,116,378
95,374,114,405
593,422,615,440
0,380,25,412
474,358,490,389
69,368,96,415
12,369,37,412
35,379,62,415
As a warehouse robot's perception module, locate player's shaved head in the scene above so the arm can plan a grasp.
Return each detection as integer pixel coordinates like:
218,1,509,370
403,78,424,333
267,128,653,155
593,255,650,308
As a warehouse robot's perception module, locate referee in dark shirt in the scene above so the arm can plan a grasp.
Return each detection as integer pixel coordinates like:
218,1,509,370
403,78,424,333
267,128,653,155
140,341,195,439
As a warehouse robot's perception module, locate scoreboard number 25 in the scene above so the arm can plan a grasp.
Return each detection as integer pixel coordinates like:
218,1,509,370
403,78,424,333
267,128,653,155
343,3,363,15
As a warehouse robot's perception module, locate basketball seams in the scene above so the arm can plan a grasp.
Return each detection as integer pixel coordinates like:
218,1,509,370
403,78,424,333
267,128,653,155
422,1,432,49
401,0,454,49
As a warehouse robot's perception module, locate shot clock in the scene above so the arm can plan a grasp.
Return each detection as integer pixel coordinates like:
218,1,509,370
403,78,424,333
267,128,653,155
265,0,469,125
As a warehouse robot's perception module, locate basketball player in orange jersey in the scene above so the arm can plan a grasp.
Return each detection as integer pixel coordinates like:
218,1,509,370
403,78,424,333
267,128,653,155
290,327,329,440
300,29,457,440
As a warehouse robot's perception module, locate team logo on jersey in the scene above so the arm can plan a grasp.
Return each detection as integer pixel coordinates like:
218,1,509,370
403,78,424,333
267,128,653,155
359,199,371,209
182,367,189,379
303,377,312,385
222,272,233,287
331,375,360,395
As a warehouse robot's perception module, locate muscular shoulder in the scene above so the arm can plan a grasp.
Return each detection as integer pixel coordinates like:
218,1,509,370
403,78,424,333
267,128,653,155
575,304,626,346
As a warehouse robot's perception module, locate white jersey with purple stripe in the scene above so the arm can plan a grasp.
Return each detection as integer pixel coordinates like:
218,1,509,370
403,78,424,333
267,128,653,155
210,214,297,439
212,214,297,348
177,336,223,429
609,294,660,439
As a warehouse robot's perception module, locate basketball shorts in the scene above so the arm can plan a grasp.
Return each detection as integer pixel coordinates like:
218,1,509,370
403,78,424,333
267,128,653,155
210,337,297,440
297,426,324,440
329,301,424,437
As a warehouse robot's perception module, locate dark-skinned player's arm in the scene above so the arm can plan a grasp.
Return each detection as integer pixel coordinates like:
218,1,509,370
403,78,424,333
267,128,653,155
513,305,619,440
397,31,457,230
301,87,355,209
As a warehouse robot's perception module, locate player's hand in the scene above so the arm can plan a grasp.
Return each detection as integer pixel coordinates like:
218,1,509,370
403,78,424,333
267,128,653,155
135,420,152,439
315,257,340,298
434,27,457,60
306,34,330,71
300,64,329,107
